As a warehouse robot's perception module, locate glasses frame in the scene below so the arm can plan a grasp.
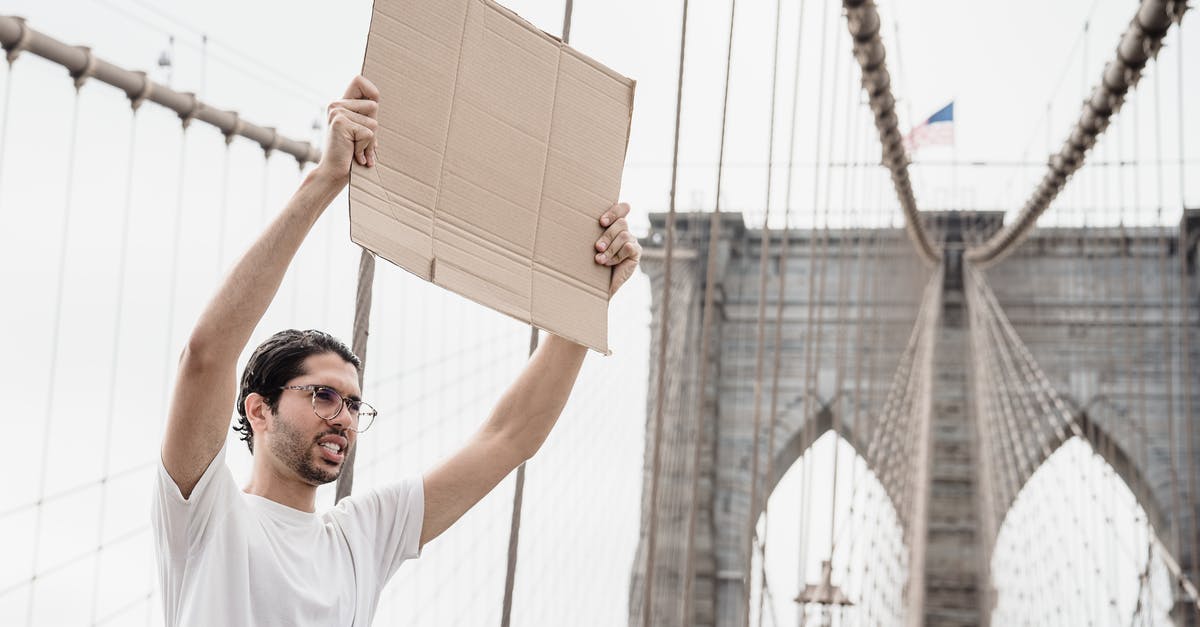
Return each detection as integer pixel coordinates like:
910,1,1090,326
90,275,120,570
279,384,378,433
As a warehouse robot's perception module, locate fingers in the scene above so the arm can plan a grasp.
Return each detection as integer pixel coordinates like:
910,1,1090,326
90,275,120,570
343,75,381,101
595,230,640,266
598,202,631,228
329,110,376,167
328,95,380,167
595,216,628,257
595,202,640,270
327,98,379,119
314,76,382,179
327,107,378,133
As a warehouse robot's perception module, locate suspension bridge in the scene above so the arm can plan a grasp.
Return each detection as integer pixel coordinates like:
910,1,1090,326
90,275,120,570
0,0,1197,625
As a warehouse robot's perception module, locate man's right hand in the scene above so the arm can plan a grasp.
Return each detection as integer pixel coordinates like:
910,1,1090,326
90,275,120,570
314,75,381,186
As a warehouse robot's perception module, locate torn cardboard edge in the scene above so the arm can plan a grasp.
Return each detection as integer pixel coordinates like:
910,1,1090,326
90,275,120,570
348,0,636,355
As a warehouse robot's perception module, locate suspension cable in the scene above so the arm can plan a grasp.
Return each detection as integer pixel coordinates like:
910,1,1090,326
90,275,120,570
1178,22,1200,623
0,41,18,214
841,0,939,264
681,0,738,623
793,5,833,619
333,247,376,503
1149,51,1188,599
755,0,809,622
966,0,1189,266
497,5,576,623
825,36,860,569
26,84,85,627
0,16,320,165
741,0,788,618
89,106,141,626
642,1,690,623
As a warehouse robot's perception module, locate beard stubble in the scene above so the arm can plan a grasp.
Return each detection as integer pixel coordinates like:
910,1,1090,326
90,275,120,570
269,415,343,485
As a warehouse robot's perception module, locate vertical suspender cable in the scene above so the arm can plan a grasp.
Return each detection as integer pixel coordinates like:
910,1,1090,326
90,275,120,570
0,55,15,213
1151,61,1184,584
828,31,858,549
643,1,690,623
333,249,375,503
28,62,90,626
215,125,236,274
161,122,193,416
0,16,31,216
559,0,574,43
756,1,809,624
89,108,140,626
499,329,541,626
823,52,860,582
795,5,831,620
259,153,270,224
1128,88,1159,620
681,0,738,623
1099,134,1123,617
498,5,573,622
743,0,786,619
802,18,845,625
1178,26,1200,624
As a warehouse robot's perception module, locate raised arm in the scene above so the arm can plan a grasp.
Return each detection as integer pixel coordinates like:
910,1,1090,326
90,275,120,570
420,202,641,547
160,77,381,497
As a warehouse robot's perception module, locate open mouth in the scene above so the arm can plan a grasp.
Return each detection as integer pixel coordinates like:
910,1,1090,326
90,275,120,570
316,437,348,464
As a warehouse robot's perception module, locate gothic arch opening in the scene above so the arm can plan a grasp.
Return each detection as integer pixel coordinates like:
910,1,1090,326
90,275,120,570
750,429,907,626
992,436,1176,625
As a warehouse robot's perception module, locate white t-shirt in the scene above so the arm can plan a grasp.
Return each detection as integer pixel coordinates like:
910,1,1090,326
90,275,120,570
152,442,423,627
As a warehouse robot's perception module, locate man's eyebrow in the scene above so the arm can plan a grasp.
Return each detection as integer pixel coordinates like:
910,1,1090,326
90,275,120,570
312,383,361,402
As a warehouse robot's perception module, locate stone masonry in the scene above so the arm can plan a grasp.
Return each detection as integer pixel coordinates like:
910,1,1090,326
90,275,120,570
630,210,1200,626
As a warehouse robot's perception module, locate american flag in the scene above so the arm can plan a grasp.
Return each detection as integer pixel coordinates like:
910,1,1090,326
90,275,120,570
903,102,954,153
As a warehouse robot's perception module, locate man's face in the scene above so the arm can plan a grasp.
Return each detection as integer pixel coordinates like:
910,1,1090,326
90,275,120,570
264,352,361,486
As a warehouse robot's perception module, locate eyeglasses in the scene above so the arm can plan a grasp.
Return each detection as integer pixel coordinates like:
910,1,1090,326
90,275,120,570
280,385,378,433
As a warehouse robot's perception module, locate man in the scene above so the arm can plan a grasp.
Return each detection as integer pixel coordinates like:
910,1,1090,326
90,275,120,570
153,76,641,626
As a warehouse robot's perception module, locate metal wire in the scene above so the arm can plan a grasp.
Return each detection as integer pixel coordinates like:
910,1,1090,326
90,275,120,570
642,1,690,623
681,0,739,622
26,88,84,627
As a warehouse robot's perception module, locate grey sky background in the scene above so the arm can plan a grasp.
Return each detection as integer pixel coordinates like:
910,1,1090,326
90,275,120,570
0,0,1194,624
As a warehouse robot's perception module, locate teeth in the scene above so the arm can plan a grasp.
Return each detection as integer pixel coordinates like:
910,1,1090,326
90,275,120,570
320,443,341,453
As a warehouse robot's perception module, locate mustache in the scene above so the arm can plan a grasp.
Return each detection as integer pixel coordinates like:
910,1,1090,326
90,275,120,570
313,429,350,443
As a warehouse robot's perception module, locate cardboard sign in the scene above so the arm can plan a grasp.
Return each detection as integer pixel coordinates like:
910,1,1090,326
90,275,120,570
349,0,636,353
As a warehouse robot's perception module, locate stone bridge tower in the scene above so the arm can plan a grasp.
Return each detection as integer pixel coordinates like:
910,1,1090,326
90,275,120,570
629,210,1200,626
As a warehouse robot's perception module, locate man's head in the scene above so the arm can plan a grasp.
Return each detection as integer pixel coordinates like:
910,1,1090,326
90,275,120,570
235,330,362,485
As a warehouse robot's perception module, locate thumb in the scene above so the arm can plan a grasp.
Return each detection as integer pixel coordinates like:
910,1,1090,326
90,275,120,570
609,259,638,296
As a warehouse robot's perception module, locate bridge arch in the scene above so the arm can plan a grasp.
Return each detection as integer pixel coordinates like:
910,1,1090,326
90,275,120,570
991,433,1177,625
752,418,909,626
999,402,1172,558
757,402,894,523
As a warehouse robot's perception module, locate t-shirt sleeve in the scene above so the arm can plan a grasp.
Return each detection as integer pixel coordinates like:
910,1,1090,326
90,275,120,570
332,477,424,583
152,442,239,559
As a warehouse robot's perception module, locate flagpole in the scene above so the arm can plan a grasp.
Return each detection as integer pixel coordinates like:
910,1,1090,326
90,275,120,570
952,99,958,210
953,142,958,210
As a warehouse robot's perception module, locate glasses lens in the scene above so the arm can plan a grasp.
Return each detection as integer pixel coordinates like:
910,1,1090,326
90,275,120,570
311,386,343,421
352,401,377,432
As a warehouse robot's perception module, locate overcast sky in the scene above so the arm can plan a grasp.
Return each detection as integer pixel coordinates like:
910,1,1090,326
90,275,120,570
0,0,1193,625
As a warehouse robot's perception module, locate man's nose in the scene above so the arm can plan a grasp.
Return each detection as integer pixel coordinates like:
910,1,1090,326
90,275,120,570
328,406,355,431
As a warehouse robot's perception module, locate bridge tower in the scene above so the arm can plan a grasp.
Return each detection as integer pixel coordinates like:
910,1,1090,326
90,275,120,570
630,210,1200,626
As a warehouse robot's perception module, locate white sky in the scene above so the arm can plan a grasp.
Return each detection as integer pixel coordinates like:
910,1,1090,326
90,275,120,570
0,0,1194,625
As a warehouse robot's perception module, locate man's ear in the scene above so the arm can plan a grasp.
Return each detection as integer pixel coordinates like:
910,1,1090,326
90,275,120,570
245,393,272,436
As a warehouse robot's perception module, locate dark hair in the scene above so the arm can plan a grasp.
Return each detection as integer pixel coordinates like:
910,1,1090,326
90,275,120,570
234,329,361,453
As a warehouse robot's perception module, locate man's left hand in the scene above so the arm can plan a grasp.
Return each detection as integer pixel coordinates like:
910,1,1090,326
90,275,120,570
594,202,641,296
